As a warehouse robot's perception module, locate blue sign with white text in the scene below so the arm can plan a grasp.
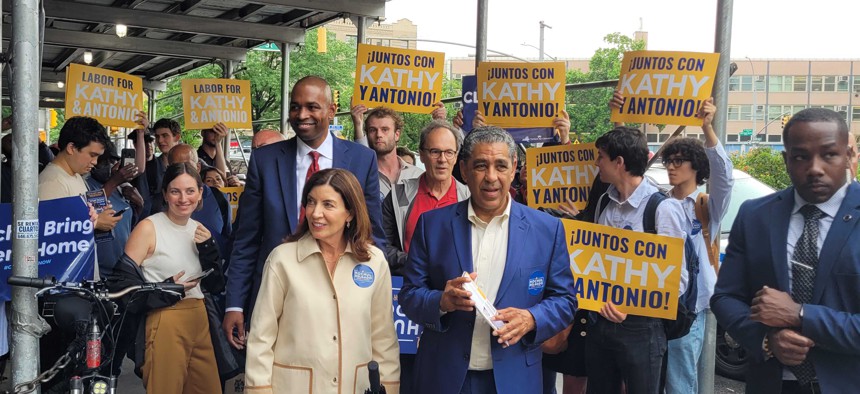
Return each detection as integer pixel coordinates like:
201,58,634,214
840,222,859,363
392,275,422,354
0,196,95,301
461,75,554,143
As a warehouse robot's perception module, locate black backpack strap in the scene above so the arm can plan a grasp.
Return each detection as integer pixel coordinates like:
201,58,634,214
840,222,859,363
594,192,611,224
642,192,669,234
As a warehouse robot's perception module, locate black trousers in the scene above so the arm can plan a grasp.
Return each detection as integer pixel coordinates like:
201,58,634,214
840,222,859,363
585,315,667,394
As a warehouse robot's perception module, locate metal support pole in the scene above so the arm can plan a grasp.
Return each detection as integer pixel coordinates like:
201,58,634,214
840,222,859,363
356,16,367,46
222,60,233,164
701,1,733,393
279,43,291,136
475,0,488,71
11,0,45,386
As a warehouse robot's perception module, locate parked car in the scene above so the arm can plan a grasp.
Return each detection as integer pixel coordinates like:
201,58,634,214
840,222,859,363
645,163,776,380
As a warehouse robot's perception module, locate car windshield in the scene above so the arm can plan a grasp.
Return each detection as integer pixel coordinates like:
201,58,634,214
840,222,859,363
719,177,776,233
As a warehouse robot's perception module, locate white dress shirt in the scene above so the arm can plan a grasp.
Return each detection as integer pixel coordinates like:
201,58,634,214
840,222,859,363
296,133,334,217
599,178,690,295
467,197,511,371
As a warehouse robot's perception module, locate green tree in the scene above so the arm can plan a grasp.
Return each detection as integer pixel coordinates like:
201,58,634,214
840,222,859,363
566,33,646,142
730,147,791,190
155,28,359,139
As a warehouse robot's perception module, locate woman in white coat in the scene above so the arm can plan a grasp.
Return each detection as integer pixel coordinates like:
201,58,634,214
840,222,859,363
245,168,400,394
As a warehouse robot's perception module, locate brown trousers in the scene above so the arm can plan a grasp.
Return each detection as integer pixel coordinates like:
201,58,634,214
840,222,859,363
142,298,220,394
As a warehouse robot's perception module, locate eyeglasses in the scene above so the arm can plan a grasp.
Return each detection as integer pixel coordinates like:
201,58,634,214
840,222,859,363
422,148,457,160
662,157,690,168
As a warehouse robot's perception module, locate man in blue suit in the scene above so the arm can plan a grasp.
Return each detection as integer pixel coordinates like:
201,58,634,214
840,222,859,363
223,76,386,349
712,108,860,394
399,126,576,394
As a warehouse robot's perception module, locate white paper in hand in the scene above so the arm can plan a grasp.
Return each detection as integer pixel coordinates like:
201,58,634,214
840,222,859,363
460,272,509,346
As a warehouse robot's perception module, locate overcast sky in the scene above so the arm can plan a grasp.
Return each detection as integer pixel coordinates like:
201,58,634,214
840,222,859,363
384,0,857,60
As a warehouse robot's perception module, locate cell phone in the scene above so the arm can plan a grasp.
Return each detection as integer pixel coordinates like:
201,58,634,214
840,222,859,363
121,148,135,167
184,268,214,282
112,207,130,217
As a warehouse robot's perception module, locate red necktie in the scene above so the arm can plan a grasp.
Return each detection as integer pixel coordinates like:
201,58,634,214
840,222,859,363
300,151,321,224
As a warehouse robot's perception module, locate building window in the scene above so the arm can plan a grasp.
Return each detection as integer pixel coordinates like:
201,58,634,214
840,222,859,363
793,76,808,92
729,76,765,92
852,106,860,121
853,76,860,93
727,134,739,142
727,105,741,121
836,76,850,92
767,134,782,143
811,76,823,92
728,76,740,92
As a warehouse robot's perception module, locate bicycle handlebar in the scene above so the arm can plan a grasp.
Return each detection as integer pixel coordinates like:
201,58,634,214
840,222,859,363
7,276,185,300
7,276,56,289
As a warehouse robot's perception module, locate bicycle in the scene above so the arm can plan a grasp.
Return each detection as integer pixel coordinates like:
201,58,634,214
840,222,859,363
5,276,185,394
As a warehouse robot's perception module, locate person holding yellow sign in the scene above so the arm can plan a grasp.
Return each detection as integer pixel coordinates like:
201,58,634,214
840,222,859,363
585,127,689,394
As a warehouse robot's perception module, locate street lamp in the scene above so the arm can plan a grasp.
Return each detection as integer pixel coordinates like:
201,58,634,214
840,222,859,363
521,42,556,61
539,21,552,61
745,56,757,140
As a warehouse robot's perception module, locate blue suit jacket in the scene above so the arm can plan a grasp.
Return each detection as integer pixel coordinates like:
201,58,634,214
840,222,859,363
226,134,386,313
399,200,576,394
711,182,860,394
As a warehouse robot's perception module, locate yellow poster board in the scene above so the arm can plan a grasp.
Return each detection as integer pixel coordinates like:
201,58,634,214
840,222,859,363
525,143,598,210
610,50,720,126
562,219,684,319
65,63,143,128
353,44,445,114
476,62,566,128
219,186,244,223
182,79,252,129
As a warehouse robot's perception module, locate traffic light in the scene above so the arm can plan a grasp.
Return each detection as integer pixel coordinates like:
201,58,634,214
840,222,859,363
317,27,327,53
333,89,340,111
781,115,791,128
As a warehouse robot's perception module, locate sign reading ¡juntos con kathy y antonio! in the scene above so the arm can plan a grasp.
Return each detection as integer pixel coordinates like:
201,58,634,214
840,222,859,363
353,44,445,114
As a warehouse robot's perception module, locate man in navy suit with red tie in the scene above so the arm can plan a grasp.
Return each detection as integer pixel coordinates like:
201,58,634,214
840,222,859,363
222,76,386,349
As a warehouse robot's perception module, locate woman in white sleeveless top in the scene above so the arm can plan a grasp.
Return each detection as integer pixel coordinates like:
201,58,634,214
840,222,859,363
124,162,220,394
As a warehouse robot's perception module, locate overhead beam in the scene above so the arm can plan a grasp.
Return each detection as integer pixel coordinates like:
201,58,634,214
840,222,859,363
247,0,384,18
29,0,305,44
22,69,167,91
1,24,248,62
1,99,64,109
145,59,201,80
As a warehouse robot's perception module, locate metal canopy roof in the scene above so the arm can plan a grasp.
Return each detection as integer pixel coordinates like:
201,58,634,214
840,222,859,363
1,0,386,106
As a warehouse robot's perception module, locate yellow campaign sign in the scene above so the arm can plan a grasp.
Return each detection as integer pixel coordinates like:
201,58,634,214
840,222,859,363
610,50,720,126
182,79,252,130
477,62,566,128
526,143,598,210
219,186,244,223
562,219,684,319
65,63,143,128
354,44,445,114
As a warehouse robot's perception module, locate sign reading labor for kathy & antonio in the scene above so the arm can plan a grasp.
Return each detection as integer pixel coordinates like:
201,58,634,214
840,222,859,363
562,220,683,319
526,143,598,210
477,62,566,128
65,63,143,128
611,50,720,126
182,79,252,129
0,196,95,301
354,44,445,114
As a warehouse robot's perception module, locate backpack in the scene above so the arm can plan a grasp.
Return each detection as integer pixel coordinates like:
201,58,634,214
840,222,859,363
597,191,700,340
